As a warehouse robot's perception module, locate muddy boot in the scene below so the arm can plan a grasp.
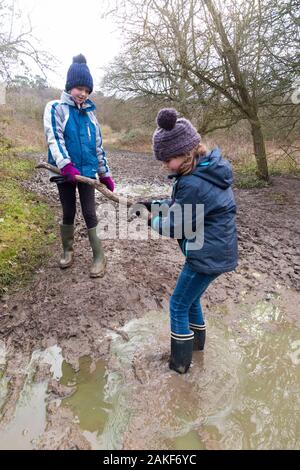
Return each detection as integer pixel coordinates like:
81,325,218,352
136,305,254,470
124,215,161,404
59,224,74,269
190,323,206,351
87,227,106,278
169,333,194,374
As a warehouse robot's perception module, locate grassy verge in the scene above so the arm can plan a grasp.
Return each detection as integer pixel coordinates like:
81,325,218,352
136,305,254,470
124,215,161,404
234,156,300,189
0,150,56,297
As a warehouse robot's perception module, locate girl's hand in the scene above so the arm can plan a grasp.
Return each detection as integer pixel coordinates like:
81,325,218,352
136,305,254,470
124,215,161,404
60,162,80,184
99,175,115,192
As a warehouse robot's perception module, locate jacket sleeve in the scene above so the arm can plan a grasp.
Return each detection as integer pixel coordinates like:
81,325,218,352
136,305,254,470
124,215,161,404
43,102,71,169
150,180,204,240
92,113,111,176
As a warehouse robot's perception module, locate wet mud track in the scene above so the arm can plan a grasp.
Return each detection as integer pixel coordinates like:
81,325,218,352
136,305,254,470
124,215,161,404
0,150,299,449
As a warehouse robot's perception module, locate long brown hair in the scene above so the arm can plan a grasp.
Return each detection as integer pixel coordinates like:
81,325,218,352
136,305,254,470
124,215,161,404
178,143,208,176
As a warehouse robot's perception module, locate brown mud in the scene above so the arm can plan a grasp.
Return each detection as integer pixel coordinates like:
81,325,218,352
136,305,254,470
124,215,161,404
0,150,299,449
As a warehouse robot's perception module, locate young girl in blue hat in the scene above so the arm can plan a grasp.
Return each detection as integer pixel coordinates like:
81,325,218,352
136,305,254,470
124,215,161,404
44,54,115,278
140,108,238,374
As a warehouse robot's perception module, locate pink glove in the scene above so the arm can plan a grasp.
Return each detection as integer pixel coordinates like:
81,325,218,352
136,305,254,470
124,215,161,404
60,163,80,183
99,175,115,192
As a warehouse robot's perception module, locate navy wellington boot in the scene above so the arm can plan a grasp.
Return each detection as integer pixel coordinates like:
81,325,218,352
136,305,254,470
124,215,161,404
190,323,206,351
169,333,194,374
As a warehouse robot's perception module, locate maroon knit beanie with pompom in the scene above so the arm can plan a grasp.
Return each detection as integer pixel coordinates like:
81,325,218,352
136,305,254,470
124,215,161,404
152,108,201,161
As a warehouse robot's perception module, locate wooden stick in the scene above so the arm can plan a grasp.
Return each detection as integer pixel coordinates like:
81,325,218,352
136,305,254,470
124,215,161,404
36,162,134,207
35,162,151,221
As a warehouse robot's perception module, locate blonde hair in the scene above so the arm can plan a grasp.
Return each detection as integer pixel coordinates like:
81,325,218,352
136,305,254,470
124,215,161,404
177,143,208,176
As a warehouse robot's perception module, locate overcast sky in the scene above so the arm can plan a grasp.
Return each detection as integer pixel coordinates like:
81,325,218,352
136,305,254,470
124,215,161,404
19,0,122,90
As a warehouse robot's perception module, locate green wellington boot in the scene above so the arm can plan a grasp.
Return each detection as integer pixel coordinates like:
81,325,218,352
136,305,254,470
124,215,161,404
169,334,194,374
59,224,74,269
87,227,107,278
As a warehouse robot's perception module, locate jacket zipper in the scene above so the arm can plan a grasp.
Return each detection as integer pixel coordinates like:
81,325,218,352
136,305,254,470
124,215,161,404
87,123,91,141
75,106,83,172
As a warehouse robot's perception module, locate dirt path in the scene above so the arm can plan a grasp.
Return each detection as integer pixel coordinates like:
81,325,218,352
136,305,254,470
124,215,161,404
0,150,299,449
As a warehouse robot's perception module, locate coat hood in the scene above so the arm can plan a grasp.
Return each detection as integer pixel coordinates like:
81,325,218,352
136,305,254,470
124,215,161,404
193,147,233,189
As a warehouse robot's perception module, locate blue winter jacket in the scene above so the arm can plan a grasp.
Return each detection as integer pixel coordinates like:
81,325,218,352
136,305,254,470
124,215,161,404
151,147,238,274
43,91,110,178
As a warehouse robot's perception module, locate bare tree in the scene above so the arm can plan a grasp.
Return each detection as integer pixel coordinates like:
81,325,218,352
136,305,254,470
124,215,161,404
103,0,300,180
0,0,54,83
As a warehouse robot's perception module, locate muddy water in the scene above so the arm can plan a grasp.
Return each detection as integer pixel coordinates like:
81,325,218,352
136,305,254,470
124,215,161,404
59,303,300,450
115,182,171,198
60,357,111,434
0,301,299,449
103,305,300,449
0,345,63,450
0,381,48,450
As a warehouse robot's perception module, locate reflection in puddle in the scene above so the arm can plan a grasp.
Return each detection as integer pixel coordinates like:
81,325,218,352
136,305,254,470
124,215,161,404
58,355,136,449
107,304,300,449
57,304,300,449
0,382,48,450
164,430,205,450
0,345,63,450
210,302,300,450
0,298,299,450
60,357,111,434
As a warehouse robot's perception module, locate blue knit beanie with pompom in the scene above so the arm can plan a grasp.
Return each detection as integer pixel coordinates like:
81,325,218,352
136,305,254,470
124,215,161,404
152,108,201,161
65,54,93,93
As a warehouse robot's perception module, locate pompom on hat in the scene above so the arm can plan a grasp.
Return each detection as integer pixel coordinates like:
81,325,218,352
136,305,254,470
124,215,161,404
65,54,94,93
152,108,201,161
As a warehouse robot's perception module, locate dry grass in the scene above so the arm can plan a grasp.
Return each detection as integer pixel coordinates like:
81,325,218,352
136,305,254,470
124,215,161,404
1,92,299,185
103,125,152,153
4,118,46,151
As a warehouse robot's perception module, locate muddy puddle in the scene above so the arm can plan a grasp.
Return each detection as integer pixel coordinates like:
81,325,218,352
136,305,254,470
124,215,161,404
60,357,110,433
0,345,63,450
113,305,300,450
0,299,299,449
115,182,171,199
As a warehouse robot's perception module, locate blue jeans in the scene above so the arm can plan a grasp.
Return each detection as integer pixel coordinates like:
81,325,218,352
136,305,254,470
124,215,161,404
170,263,220,335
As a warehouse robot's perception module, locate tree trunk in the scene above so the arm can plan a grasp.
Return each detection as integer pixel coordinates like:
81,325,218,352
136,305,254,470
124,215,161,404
250,120,269,181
